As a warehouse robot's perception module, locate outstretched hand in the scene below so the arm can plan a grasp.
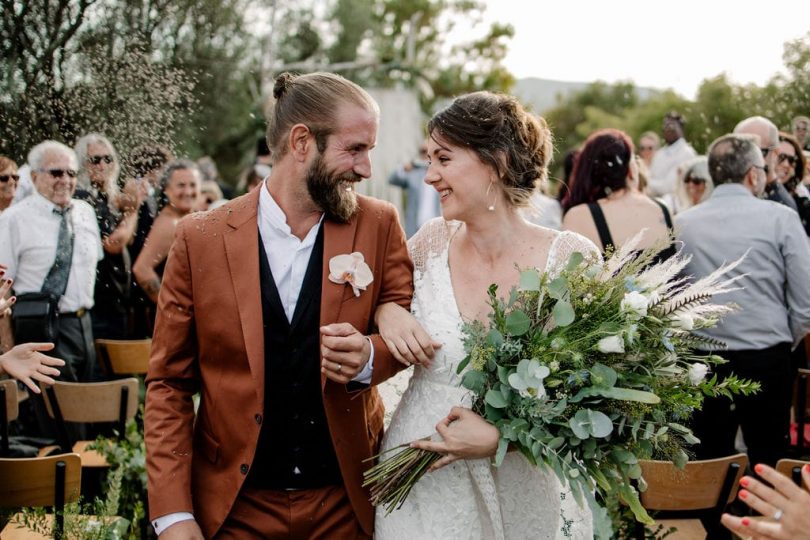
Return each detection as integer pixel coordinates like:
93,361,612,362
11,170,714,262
375,302,441,368
320,322,370,384
0,266,14,317
720,463,810,540
0,342,63,393
410,407,500,472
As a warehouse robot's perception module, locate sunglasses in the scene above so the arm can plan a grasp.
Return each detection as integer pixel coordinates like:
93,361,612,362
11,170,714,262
88,154,114,165
0,174,19,183
778,153,798,166
761,147,776,158
684,176,707,185
40,168,78,179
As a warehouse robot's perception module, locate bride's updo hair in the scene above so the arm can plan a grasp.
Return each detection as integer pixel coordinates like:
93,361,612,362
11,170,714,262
427,91,553,207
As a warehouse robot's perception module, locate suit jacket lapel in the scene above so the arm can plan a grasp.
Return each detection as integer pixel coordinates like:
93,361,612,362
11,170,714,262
224,188,265,403
320,216,358,388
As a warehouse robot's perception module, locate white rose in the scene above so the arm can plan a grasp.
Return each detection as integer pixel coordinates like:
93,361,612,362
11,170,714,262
672,313,695,331
621,291,648,319
687,363,709,385
597,335,626,354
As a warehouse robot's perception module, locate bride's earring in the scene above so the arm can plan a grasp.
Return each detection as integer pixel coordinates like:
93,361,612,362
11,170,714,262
486,181,496,212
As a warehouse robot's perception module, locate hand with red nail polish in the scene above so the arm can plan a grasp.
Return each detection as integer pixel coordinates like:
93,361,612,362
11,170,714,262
721,463,810,539
0,276,14,316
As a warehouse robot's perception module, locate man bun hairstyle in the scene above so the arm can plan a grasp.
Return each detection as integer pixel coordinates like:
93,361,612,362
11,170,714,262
427,91,552,207
265,72,378,163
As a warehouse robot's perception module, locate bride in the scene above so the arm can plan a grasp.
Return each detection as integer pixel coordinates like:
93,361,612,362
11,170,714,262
374,92,597,539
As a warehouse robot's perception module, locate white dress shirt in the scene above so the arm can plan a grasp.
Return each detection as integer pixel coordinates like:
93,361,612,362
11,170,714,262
0,189,102,312
648,138,697,197
152,182,375,536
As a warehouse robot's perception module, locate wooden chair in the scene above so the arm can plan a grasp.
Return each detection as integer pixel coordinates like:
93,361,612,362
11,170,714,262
1,379,19,456
95,339,151,376
39,378,139,468
0,453,81,539
635,453,748,539
775,458,809,486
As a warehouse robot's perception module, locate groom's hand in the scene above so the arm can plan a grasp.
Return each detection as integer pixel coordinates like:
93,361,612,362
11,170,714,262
320,323,371,384
158,520,203,539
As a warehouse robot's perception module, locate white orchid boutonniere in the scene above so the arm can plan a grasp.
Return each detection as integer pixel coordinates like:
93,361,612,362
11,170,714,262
329,252,373,297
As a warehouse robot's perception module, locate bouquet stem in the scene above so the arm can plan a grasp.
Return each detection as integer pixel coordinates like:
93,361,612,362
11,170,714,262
363,440,442,515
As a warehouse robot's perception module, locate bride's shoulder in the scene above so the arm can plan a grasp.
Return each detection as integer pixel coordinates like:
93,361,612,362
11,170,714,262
407,218,458,269
547,228,602,260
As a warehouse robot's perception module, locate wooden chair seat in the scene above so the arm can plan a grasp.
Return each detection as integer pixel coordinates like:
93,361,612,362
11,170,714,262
654,518,706,539
38,441,110,468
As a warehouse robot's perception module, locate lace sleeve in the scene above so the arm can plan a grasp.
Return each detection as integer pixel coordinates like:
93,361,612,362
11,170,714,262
407,218,459,274
547,230,602,275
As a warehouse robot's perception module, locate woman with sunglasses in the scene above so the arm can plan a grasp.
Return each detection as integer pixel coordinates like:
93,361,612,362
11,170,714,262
668,156,713,214
75,133,142,339
0,155,19,215
776,132,809,237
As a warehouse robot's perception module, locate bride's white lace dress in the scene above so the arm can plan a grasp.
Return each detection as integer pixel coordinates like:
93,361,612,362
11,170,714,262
375,218,598,540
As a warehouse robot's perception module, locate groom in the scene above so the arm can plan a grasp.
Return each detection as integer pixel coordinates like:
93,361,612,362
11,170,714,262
144,72,413,539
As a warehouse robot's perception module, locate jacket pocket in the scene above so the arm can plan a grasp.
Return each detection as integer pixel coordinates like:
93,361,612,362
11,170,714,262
197,426,220,464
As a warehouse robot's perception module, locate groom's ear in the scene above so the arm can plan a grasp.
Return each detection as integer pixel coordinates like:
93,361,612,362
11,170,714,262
289,123,314,162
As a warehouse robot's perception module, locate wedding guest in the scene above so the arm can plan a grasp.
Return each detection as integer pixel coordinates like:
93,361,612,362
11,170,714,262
775,132,810,236
792,115,810,152
144,72,412,539
562,128,675,262
647,112,697,197
75,133,140,339
197,155,233,199
721,463,810,540
664,156,713,214
133,160,200,305
734,116,798,211
237,163,270,194
388,144,440,237
638,130,660,168
521,178,563,229
126,144,173,338
677,133,810,470
197,180,224,211
0,156,18,215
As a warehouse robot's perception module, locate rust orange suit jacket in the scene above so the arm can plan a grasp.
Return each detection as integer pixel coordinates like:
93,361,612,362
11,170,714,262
144,188,413,538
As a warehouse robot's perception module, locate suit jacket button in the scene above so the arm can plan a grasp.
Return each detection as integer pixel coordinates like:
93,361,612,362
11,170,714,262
255,414,262,425
240,464,249,475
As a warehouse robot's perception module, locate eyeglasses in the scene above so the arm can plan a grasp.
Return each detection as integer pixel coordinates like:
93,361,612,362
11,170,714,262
0,174,19,183
88,154,114,165
750,164,766,174
778,153,798,166
684,176,707,185
39,168,78,179
760,147,776,158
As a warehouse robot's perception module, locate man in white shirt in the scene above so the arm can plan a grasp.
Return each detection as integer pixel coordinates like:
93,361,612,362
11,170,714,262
0,140,103,382
145,72,413,539
647,112,697,197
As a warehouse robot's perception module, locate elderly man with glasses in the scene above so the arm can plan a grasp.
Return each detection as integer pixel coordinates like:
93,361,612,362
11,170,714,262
734,116,799,212
0,140,103,387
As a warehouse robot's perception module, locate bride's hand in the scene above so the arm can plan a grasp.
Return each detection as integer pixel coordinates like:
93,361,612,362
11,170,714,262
410,407,500,472
375,302,441,368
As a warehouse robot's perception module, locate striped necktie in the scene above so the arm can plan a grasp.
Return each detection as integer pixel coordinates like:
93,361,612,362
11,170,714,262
41,206,74,297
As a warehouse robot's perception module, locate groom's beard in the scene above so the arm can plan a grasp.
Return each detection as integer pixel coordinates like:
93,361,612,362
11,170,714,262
306,153,360,223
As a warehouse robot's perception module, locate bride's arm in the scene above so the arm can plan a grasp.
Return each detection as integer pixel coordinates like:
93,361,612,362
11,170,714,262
409,406,500,471
374,302,441,368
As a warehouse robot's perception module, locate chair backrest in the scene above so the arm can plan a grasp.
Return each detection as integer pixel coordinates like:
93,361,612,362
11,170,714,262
1,379,19,456
95,338,152,375
41,378,139,424
0,453,81,507
775,458,809,486
639,453,748,511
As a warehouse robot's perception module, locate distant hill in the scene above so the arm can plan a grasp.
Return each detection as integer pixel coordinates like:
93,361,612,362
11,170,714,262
513,77,657,114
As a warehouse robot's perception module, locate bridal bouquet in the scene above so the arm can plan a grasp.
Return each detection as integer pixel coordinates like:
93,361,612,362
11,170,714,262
363,237,759,537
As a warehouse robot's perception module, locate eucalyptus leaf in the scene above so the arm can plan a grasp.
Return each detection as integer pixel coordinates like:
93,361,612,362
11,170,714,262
588,410,613,438
565,251,585,272
485,388,508,408
494,438,509,467
590,363,617,388
552,300,575,327
486,329,504,348
461,370,487,393
519,269,541,291
505,310,531,336
547,276,568,300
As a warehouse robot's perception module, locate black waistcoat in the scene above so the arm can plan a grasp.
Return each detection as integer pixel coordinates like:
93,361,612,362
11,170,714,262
245,225,342,489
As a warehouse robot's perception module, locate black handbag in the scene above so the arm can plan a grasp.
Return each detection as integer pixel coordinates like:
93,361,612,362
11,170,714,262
11,292,61,344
